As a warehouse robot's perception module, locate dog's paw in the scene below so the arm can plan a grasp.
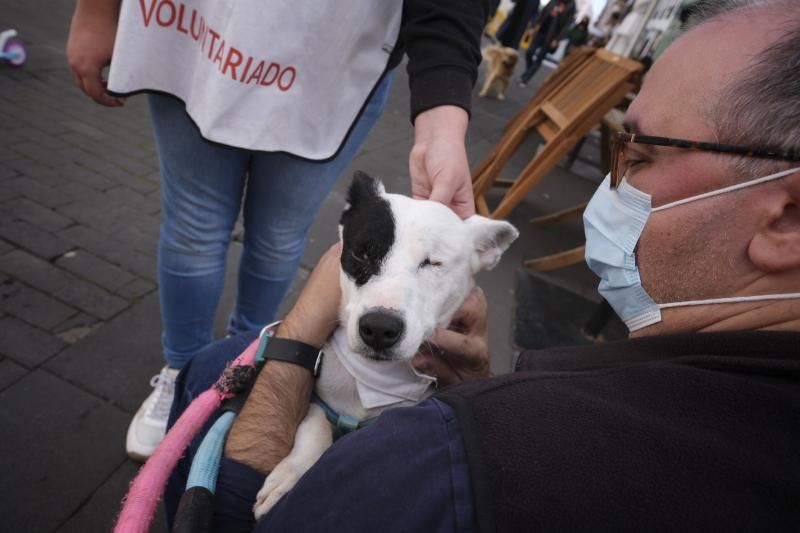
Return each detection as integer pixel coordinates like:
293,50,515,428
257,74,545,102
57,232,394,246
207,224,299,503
252,459,304,520
497,93,506,101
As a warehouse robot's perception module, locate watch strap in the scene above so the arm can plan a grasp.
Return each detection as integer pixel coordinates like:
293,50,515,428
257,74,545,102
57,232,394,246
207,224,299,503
263,337,323,377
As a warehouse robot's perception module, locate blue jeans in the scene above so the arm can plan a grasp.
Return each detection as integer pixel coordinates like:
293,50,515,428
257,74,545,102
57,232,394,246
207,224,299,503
520,34,550,83
149,72,394,368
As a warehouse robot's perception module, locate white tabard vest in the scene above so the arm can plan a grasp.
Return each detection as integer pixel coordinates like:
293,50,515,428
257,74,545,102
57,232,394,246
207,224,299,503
108,0,402,159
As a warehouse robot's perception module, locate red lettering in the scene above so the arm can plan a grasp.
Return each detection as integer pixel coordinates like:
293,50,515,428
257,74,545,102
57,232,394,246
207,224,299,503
246,61,265,84
207,29,220,59
223,47,244,80
176,3,189,34
190,10,202,40
259,63,280,86
139,0,158,27
213,40,226,69
240,57,254,82
278,67,296,92
199,20,208,51
156,0,177,27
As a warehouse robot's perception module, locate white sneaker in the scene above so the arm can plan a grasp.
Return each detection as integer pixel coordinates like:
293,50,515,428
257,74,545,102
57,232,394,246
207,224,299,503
125,366,180,462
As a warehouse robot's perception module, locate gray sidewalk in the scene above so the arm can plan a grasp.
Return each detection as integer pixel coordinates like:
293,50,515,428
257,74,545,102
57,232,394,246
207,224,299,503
1,2,615,531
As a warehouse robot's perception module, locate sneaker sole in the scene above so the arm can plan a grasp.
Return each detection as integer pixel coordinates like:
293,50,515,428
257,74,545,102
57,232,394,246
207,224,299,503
127,450,151,463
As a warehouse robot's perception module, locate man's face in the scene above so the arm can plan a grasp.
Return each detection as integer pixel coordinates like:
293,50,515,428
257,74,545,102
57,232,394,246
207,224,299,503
621,14,781,334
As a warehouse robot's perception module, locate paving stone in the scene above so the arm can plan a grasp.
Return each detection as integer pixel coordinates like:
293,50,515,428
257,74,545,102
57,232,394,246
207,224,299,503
4,175,71,208
4,197,74,232
56,249,137,292
0,163,20,181
4,156,56,179
0,219,75,260
114,278,156,300
53,312,100,332
105,185,160,215
46,293,164,413
0,285,78,330
0,358,27,391
0,370,129,532
54,278,129,320
0,316,66,367
55,461,168,533
9,141,72,169
15,126,70,150
56,225,158,282
0,239,13,256
60,119,112,141
0,249,74,292
57,162,116,191
56,179,116,207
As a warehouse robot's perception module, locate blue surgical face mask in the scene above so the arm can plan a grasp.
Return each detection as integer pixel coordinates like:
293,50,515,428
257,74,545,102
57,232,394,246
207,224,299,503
583,168,800,332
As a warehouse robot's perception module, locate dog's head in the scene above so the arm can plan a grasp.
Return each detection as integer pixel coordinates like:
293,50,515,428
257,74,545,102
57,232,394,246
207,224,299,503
338,172,518,361
500,47,519,69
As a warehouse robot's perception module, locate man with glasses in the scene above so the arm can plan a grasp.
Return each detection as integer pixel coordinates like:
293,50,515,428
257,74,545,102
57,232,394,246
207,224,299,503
166,0,799,530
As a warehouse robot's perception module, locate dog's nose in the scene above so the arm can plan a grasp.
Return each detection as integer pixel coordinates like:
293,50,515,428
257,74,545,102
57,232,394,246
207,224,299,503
359,311,404,351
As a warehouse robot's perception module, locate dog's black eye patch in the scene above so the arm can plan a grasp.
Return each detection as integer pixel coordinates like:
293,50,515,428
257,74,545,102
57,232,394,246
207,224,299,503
340,172,395,286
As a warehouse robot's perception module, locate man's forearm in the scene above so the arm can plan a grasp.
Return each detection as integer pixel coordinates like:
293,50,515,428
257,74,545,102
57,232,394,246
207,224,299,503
224,305,331,475
224,358,313,475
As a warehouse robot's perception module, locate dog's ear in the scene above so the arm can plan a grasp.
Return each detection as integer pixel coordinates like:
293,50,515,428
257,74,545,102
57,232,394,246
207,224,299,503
466,216,519,272
340,171,386,227
347,171,385,206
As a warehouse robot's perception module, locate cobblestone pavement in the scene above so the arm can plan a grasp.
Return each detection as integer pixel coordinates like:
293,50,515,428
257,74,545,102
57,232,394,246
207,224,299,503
1,2,610,531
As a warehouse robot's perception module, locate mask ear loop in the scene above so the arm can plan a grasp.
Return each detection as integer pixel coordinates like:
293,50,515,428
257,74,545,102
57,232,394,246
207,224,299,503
652,167,800,213
659,292,800,309
647,167,800,310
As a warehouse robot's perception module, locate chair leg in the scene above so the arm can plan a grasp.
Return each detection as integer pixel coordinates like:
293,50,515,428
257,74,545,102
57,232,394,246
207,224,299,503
529,202,587,225
565,135,587,169
524,246,585,272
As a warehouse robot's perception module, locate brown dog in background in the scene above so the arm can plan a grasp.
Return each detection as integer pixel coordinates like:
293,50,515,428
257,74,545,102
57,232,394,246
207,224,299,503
479,45,519,100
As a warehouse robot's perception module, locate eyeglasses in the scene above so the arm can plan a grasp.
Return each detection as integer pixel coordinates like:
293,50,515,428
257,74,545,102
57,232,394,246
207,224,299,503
610,132,800,188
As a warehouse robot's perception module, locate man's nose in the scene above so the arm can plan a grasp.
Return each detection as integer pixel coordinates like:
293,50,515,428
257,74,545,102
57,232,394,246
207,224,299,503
359,310,405,351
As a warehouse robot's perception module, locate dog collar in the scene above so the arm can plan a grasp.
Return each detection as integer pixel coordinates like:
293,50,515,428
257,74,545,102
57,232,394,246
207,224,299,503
256,325,323,377
312,393,376,438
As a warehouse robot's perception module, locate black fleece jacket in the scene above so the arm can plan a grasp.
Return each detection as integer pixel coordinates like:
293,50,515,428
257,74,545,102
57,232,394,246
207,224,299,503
439,330,800,532
389,0,490,122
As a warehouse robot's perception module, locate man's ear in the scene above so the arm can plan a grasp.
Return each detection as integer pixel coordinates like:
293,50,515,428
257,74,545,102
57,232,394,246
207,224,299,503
748,182,800,272
466,216,519,272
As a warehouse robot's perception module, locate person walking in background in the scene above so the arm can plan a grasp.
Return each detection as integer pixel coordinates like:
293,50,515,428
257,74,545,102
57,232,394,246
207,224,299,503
519,0,577,86
566,15,591,52
496,0,540,49
66,0,487,461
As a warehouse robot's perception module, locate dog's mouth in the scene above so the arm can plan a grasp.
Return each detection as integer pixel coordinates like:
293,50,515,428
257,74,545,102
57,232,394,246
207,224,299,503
362,350,401,362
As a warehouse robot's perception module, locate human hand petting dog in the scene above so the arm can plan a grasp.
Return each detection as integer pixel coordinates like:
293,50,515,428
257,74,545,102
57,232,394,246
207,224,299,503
410,105,476,219
67,0,125,107
414,286,490,386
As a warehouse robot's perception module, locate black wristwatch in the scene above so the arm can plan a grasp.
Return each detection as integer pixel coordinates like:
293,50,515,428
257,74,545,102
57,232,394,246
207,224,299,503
262,335,323,377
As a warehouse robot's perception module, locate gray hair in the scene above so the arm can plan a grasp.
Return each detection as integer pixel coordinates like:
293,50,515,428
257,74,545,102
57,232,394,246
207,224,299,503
689,0,800,177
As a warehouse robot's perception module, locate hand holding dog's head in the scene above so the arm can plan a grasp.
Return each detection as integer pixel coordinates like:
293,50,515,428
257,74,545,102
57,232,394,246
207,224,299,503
338,172,518,361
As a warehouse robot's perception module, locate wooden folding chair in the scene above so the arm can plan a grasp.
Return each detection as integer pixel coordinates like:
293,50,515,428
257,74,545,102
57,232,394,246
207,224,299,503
523,106,627,272
472,48,641,221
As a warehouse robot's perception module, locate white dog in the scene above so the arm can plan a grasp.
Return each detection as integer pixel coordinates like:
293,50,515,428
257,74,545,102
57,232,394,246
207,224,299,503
253,172,518,518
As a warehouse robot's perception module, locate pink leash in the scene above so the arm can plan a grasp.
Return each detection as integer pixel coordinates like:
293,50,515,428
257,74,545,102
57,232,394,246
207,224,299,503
114,337,261,533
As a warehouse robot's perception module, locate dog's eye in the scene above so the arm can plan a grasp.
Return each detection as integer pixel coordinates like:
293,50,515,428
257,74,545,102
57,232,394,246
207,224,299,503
419,258,442,269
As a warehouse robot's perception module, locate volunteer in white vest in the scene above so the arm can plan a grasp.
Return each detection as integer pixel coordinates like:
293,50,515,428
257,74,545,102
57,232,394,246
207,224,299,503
67,0,488,460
